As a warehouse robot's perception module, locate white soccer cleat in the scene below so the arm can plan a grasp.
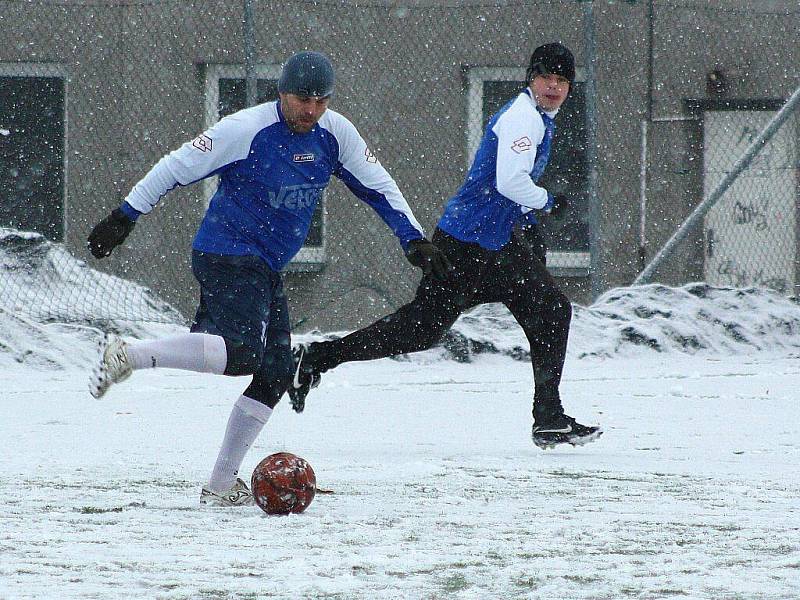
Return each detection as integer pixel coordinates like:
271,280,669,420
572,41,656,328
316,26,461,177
89,334,132,399
199,478,256,507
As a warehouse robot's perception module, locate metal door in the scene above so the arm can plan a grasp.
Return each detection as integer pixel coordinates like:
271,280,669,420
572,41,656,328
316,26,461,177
703,110,797,294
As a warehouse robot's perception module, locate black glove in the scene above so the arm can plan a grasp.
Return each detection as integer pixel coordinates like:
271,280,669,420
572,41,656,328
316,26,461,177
405,238,453,282
546,194,570,222
87,208,136,258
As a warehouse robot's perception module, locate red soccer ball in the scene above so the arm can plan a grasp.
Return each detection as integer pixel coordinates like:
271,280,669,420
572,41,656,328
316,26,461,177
251,452,316,515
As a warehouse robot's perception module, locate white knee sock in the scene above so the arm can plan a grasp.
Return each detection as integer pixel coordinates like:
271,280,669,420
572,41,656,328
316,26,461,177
207,395,273,493
126,333,228,374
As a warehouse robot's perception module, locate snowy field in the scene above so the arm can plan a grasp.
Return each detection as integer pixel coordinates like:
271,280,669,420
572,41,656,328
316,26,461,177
2,314,800,598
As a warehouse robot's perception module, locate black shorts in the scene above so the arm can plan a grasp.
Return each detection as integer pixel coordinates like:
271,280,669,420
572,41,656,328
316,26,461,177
189,250,291,364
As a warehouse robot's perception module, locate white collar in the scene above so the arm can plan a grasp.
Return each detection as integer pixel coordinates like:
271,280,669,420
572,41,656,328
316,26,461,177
523,87,559,118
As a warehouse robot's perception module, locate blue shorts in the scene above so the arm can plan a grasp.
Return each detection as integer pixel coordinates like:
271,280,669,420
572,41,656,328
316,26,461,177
190,250,291,373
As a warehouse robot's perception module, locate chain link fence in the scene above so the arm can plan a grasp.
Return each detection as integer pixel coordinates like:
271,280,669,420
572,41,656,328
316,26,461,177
637,89,800,293
636,1,800,295
1,0,798,330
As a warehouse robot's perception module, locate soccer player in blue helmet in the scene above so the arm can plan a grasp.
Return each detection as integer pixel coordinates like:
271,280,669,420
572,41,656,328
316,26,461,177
86,51,450,505
291,43,602,449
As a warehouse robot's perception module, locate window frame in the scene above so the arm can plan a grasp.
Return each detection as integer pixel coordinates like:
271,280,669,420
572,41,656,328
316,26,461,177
0,62,68,241
203,63,326,270
466,66,590,274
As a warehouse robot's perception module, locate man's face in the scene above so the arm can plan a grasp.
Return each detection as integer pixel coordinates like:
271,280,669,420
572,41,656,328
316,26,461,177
530,73,570,112
279,93,331,133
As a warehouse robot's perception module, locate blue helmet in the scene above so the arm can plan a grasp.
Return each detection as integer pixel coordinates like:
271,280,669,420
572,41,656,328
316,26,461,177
278,51,335,98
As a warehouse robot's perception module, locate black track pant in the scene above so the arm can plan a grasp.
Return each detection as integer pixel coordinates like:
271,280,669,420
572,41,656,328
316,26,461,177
314,227,572,416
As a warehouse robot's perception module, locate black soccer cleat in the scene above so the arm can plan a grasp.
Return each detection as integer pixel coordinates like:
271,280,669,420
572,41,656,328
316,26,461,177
531,413,602,450
289,344,322,413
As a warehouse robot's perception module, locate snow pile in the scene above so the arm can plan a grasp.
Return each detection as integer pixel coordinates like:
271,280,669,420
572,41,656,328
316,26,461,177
0,308,182,370
571,283,800,358
447,283,800,361
0,228,184,369
3,224,800,370
0,228,184,325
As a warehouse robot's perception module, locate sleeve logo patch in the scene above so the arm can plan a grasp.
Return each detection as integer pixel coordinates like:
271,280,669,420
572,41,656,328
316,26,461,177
293,153,315,163
511,136,533,154
192,134,213,153
364,148,378,163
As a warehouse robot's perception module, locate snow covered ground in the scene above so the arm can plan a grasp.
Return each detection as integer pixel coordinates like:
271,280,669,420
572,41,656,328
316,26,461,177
2,290,800,598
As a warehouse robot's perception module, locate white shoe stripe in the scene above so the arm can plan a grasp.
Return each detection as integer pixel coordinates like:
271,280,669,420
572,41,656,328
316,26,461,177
533,425,573,434
292,346,305,390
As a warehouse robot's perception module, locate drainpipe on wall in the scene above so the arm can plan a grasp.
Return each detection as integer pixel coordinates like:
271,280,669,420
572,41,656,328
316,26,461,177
583,1,601,299
243,0,257,108
639,0,655,274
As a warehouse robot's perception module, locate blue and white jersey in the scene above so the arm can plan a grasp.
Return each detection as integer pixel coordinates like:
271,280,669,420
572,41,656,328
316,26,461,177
438,89,557,250
123,101,424,271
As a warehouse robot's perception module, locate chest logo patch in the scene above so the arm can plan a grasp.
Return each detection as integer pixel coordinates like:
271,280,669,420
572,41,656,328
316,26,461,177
293,153,315,163
511,136,532,154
